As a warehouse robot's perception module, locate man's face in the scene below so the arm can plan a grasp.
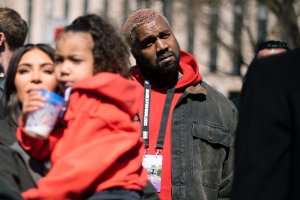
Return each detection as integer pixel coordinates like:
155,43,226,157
131,16,180,79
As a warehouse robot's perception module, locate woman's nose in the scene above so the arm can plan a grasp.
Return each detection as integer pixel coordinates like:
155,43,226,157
31,71,41,83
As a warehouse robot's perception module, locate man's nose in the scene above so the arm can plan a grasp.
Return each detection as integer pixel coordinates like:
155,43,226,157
156,38,168,52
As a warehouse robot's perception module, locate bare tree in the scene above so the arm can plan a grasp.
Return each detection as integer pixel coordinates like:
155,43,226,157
257,0,300,48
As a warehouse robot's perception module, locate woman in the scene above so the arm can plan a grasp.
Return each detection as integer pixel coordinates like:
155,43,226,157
0,43,58,199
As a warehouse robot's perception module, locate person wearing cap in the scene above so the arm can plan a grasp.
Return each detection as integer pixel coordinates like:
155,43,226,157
256,40,289,58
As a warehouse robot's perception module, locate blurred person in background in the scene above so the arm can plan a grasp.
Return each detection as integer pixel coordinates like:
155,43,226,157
0,7,28,98
256,40,290,58
232,45,300,200
231,40,290,109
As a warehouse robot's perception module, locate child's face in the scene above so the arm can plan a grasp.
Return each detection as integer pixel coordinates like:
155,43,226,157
55,32,94,91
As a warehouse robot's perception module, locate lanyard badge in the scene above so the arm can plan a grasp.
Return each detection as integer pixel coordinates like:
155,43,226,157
143,150,163,192
141,80,175,193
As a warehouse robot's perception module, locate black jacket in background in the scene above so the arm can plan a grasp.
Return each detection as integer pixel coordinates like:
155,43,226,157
0,105,43,199
232,47,300,200
0,145,35,200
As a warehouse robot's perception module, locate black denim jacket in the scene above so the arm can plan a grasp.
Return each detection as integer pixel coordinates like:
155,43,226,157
171,81,238,200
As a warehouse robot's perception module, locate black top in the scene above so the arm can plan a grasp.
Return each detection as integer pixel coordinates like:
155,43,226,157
232,47,300,200
0,116,17,145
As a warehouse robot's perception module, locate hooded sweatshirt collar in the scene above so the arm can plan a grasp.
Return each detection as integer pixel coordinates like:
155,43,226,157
131,50,203,92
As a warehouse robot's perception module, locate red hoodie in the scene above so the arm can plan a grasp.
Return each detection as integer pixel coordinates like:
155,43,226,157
131,50,202,200
17,72,147,200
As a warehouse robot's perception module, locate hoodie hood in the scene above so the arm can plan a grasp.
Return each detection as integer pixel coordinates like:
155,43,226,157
177,50,202,88
71,72,138,117
131,50,202,90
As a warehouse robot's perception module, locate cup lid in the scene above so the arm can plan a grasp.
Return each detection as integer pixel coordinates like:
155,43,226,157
38,89,64,106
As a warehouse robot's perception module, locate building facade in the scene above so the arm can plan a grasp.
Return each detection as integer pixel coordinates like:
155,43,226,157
1,0,298,98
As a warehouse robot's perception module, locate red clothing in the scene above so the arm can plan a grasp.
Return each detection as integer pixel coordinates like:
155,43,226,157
17,72,147,200
131,50,202,200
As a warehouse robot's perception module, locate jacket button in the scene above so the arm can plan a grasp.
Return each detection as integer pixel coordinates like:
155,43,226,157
208,131,213,141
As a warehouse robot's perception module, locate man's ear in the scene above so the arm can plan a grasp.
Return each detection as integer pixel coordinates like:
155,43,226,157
0,33,5,46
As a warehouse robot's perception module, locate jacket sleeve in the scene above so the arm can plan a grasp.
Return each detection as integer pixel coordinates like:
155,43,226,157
218,103,238,200
21,110,146,200
0,145,35,200
16,117,63,160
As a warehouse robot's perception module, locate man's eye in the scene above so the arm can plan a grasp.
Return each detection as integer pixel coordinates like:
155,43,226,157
160,33,170,39
141,41,154,49
144,42,153,48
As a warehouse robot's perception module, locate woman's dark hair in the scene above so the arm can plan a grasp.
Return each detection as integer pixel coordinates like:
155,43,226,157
59,14,130,77
2,43,55,127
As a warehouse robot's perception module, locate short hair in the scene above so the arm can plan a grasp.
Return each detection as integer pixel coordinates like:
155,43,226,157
3,44,55,125
0,7,28,50
257,40,289,53
123,8,170,47
59,14,130,77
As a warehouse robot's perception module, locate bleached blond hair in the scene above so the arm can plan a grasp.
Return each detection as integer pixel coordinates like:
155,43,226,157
123,8,170,47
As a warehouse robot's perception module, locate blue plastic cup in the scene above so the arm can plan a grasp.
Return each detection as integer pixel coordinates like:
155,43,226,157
25,89,64,139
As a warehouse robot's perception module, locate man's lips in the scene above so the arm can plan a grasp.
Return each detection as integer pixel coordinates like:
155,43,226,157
158,53,175,63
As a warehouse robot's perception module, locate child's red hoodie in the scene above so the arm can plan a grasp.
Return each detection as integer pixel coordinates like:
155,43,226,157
17,72,147,200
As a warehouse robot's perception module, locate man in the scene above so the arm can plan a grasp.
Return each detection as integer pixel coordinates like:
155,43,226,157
256,40,289,58
232,47,300,199
123,9,238,200
0,7,28,97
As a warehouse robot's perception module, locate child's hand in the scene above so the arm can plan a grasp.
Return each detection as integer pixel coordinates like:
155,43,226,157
22,89,46,123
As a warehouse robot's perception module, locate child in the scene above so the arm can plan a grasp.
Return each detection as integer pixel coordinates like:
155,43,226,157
17,14,147,200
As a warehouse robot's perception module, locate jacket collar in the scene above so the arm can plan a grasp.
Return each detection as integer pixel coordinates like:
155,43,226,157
185,82,207,95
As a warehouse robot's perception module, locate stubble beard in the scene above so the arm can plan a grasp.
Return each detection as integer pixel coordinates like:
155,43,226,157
137,54,180,88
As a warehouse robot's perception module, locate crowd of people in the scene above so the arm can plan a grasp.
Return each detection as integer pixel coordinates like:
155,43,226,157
0,6,298,200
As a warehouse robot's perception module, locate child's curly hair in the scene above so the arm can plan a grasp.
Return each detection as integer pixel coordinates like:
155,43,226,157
59,14,130,78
